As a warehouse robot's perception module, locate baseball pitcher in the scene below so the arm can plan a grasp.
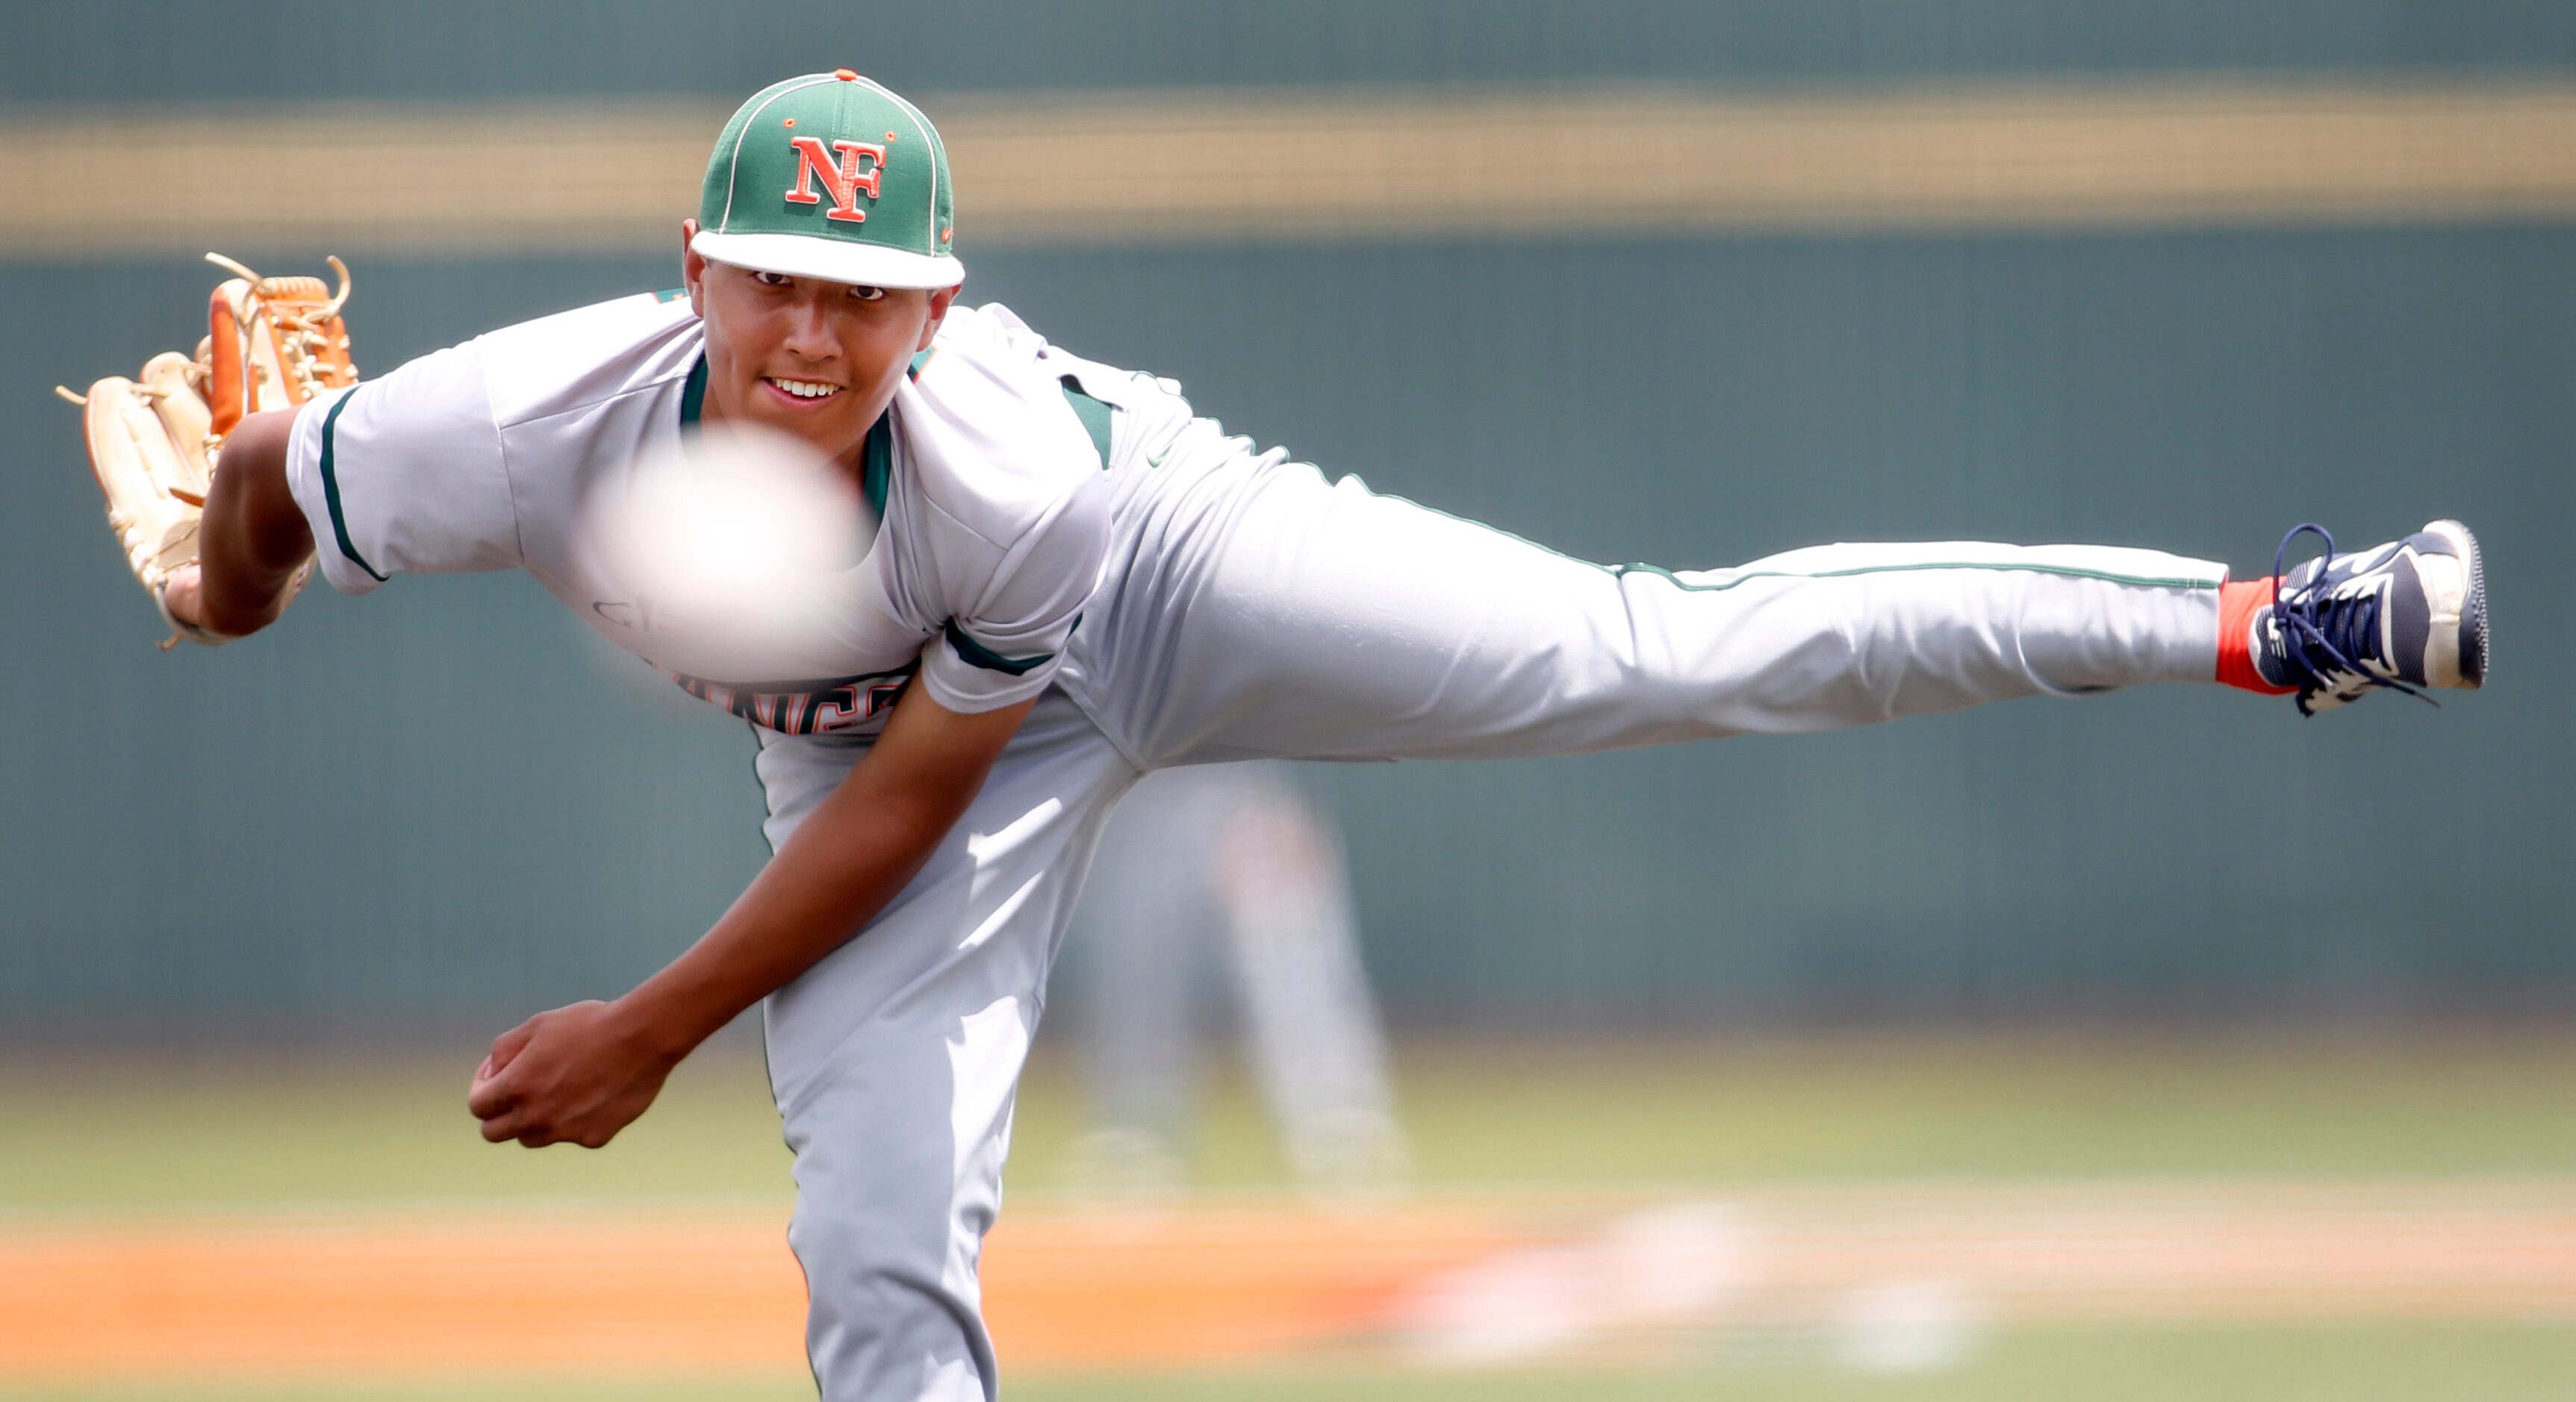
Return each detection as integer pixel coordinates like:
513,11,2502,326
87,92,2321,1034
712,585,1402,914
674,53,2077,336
65,70,2487,1402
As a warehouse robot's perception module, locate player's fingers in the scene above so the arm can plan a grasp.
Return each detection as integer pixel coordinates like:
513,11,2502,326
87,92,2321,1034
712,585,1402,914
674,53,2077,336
465,1066,519,1120
485,1018,542,1074
160,564,205,629
476,1109,526,1144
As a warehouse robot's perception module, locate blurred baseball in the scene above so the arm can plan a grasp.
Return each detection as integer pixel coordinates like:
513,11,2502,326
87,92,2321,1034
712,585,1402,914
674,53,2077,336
584,422,874,681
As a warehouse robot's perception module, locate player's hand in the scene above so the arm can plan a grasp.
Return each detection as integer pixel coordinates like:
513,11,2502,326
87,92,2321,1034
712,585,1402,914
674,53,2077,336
464,999,680,1150
159,564,207,630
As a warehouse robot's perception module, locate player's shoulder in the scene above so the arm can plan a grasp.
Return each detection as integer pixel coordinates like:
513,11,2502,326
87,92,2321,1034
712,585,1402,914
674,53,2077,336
895,302,1108,547
910,302,1066,409
467,290,704,430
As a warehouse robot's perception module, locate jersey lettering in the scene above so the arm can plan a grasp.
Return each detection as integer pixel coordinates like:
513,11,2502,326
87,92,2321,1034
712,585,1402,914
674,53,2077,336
667,666,912,735
785,137,886,223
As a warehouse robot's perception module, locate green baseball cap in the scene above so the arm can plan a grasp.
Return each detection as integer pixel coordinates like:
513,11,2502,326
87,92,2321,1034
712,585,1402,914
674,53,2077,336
694,70,962,290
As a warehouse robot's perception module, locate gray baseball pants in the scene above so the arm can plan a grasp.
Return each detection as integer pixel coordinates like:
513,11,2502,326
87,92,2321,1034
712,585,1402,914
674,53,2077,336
754,408,2224,1400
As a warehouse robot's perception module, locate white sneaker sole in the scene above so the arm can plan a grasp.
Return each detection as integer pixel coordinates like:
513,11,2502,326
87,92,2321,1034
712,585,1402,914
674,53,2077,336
2418,518,2485,690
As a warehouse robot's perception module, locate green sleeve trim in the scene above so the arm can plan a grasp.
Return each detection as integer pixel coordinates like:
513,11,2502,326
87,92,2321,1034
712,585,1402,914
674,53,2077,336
316,390,388,583
653,287,688,303
942,617,1060,676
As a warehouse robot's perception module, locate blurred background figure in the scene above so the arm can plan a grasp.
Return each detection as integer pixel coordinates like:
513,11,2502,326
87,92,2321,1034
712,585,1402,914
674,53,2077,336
1057,763,1409,1199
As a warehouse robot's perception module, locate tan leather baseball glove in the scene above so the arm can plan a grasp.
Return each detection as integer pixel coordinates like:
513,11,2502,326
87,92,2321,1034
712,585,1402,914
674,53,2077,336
59,252,358,648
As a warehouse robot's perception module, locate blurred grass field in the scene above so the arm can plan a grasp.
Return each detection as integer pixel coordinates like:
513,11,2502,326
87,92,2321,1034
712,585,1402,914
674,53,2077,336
5,1028,2575,1400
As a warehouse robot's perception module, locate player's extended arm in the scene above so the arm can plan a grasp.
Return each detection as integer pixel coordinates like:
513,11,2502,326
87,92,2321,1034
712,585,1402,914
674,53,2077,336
464,685,1039,1148
162,408,316,638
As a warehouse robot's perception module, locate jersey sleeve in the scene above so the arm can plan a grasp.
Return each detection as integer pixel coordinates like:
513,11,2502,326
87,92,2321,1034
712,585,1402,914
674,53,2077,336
916,468,1112,714
282,337,520,596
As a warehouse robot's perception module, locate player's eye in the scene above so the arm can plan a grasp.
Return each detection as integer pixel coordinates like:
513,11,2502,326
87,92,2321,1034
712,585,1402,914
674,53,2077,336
752,270,794,288
848,284,887,302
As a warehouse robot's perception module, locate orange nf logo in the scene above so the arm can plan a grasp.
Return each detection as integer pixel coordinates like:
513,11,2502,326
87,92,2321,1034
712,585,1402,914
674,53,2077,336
785,137,886,223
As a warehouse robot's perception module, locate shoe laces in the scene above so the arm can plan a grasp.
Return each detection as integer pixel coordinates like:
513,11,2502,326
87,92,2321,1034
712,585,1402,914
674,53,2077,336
2271,523,2433,716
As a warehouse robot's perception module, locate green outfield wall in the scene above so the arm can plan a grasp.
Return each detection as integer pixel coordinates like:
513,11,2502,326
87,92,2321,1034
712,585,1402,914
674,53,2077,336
3,1,2569,1032
4,0,2571,102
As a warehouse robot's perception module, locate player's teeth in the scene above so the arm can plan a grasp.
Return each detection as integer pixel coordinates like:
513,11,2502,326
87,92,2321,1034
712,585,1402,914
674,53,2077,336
768,378,840,399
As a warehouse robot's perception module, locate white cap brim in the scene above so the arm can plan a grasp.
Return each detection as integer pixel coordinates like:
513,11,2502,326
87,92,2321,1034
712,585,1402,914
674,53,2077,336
692,230,964,290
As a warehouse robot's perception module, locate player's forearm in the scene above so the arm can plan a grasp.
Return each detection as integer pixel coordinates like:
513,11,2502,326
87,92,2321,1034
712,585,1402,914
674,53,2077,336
196,409,316,636
617,790,951,1054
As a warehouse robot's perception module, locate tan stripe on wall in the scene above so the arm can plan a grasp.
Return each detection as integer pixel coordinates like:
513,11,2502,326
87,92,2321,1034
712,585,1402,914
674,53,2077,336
7,77,2576,255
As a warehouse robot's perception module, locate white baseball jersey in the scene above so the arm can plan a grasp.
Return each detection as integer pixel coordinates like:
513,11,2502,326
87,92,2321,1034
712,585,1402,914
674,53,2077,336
283,293,1116,730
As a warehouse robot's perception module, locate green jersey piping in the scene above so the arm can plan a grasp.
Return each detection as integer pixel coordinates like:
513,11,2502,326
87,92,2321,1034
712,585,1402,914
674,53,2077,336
679,355,708,426
942,618,1059,676
1057,376,1114,468
317,389,388,583
861,413,895,519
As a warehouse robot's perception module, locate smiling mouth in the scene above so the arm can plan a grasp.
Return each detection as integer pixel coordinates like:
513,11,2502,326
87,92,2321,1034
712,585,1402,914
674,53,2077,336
764,376,844,402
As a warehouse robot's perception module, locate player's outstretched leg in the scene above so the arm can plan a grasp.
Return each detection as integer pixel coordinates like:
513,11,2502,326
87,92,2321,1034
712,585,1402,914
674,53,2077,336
1064,452,2486,767
2227,520,2488,716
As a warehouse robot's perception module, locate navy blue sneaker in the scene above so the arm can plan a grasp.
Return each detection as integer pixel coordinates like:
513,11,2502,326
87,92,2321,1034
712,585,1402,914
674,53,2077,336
2254,520,2487,715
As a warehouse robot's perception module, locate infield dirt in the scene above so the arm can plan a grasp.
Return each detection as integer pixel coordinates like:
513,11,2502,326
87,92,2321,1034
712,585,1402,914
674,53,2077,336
8,1182,2576,1380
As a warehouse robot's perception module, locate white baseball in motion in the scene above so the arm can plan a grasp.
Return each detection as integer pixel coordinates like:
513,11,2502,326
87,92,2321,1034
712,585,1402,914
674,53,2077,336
585,421,874,682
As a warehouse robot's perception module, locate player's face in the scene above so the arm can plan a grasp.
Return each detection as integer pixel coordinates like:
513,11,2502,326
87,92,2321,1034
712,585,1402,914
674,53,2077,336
682,222,957,472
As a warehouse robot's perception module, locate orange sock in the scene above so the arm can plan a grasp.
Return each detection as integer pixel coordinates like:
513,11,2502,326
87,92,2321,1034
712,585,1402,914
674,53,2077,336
2216,577,2294,694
